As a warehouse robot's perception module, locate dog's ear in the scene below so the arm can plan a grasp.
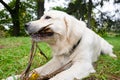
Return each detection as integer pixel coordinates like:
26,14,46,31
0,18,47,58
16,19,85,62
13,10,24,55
64,16,85,43
64,16,72,42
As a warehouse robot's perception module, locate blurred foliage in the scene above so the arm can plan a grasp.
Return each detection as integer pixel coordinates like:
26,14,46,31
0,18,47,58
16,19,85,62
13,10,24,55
0,0,37,36
53,0,120,35
0,26,8,38
0,0,120,37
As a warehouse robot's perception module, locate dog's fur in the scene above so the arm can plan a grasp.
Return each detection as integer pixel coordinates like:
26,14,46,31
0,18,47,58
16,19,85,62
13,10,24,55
6,10,116,80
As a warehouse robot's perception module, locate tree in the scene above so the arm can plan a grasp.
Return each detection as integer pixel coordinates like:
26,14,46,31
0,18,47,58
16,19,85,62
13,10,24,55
0,0,45,36
37,0,44,19
0,0,20,36
65,0,94,29
87,0,93,28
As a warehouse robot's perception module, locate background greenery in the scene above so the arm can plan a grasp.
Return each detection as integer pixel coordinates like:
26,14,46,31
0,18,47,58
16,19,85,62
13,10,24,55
0,0,120,37
0,36,120,79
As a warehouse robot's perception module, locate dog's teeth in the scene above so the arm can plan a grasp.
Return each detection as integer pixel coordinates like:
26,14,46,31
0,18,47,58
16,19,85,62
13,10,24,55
46,30,52,32
44,26,49,29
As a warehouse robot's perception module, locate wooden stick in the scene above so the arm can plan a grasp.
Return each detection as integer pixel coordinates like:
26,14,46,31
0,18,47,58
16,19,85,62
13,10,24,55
20,41,36,80
20,41,72,80
37,60,72,80
20,41,48,80
36,44,48,60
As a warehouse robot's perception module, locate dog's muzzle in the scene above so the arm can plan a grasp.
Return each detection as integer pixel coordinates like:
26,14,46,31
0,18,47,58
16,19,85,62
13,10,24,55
25,23,54,39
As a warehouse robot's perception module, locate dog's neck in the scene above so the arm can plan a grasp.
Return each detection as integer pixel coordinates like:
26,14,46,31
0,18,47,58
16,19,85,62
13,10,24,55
69,37,81,55
51,37,82,57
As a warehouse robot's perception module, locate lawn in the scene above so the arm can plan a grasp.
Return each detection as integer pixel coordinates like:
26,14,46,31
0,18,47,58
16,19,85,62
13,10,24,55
0,36,120,79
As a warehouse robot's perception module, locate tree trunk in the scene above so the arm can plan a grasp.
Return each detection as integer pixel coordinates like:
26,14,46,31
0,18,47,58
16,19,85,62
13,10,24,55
87,0,92,29
37,0,44,19
11,13,20,36
0,0,20,36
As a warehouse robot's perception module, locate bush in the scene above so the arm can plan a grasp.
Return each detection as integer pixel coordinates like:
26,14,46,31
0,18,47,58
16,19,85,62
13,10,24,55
0,30,10,38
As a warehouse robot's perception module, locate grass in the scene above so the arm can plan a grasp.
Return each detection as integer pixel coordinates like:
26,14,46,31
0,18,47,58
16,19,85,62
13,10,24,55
0,36,120,79
0,37,52,79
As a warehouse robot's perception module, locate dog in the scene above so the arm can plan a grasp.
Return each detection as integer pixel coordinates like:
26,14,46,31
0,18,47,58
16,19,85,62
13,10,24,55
6,10,116,80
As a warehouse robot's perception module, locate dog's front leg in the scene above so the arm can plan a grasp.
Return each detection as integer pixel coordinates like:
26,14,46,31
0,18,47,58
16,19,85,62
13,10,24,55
34,57,62,76
6,57,62,80
50,61,95,80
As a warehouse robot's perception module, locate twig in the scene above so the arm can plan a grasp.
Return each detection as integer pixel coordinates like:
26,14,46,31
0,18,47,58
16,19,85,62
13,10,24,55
20,40,72,80
37,60,72,80
20,41,37,80
36,44,48,60
20,40,49,80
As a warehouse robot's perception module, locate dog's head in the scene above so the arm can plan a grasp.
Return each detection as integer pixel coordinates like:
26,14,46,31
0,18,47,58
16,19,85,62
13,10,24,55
25,10,85,45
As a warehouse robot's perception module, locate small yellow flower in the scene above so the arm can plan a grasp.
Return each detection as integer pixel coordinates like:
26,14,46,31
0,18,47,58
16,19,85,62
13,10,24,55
29,71,40,80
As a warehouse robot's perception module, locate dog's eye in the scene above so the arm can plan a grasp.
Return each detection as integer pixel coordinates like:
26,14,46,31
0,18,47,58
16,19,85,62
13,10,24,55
45,16,51,19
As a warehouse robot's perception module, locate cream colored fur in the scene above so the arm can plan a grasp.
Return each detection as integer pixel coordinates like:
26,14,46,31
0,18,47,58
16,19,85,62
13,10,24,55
6,10,116,80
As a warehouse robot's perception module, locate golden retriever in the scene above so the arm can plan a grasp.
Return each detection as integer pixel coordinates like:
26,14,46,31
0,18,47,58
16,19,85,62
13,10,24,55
6,10,116,80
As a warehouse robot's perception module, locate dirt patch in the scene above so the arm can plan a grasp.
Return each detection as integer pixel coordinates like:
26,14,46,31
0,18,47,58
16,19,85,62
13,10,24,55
108,75,120,80
0,43,21,49
0,45,5,49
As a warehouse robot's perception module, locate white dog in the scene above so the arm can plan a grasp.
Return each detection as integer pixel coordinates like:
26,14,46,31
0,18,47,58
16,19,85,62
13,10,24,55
6,10,116,80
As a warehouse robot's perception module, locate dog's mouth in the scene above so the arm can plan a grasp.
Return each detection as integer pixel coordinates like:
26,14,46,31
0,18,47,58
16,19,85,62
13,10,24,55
30,25,54,39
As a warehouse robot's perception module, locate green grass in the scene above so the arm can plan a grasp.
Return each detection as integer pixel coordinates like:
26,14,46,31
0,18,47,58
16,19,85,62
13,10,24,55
0,37,52,79
0,36,120,79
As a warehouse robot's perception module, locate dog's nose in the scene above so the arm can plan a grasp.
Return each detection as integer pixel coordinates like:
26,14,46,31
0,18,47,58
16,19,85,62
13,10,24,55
24,23,30,30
